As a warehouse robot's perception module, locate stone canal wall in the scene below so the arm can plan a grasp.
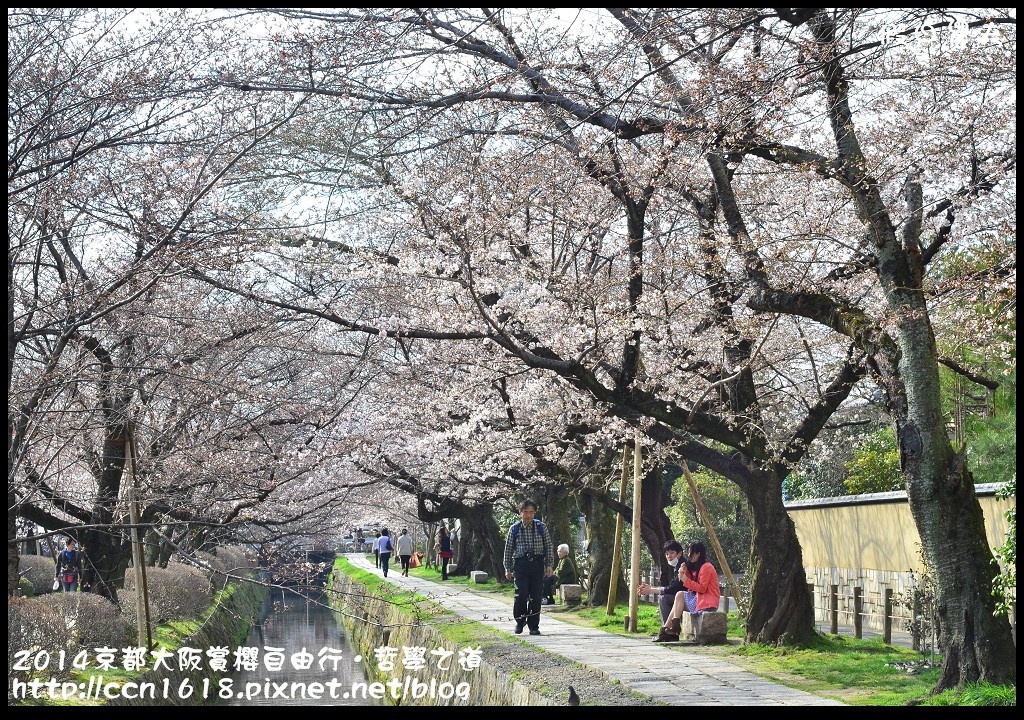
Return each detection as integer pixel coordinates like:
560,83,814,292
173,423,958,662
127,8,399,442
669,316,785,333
331,566,557,706
106,580,267,706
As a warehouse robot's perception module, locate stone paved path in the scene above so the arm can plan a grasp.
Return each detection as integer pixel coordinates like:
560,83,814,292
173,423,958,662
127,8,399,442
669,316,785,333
346,555,842,706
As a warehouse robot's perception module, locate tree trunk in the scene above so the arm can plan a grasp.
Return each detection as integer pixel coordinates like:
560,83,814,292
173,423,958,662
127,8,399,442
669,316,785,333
540,485,577,560
453,505,504,579
7,488,19,596
580,492,627,606
81,426,131,601
641,467,675,585
741,469,815,644
881,281,1017,687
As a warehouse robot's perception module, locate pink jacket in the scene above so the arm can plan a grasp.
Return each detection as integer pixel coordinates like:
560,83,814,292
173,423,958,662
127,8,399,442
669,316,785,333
683,562,721,612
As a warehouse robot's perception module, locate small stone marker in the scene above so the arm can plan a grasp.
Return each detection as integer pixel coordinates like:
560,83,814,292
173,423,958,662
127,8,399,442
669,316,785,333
470,571,489,583
558,583,582,606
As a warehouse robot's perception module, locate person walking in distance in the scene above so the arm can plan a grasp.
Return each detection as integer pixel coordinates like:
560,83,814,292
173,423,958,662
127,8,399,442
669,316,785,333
55,538,83,593
437,525,453,580
503,500,554,635
377,528,394,578
396,528,415,577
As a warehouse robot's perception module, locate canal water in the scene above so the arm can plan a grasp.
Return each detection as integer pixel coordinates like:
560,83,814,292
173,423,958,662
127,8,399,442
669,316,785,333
223,589,375,706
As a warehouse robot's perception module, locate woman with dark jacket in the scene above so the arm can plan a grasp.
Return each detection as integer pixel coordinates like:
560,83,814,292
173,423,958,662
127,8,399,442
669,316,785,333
55,538,83,592
437,525,453,580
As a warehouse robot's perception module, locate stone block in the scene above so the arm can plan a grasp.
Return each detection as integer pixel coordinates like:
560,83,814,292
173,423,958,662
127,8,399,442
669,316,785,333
696,611,728,644
682,611,728,644
558,584,582,606
470,571,489,584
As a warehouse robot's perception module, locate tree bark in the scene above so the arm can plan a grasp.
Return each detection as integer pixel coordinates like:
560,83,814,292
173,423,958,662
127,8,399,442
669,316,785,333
878,258,1017,686
580,491,627,606
738,467,815,644
453,504,504,579
640,467,676,586
540,485,577,561
7,488,19,596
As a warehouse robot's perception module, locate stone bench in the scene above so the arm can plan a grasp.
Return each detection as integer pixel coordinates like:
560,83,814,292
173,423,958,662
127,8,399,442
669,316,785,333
470,571,489,583
682,611,728,644
558,584,583,607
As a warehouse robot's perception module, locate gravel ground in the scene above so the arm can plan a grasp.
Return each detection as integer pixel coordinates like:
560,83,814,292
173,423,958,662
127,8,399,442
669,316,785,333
478,637,663,706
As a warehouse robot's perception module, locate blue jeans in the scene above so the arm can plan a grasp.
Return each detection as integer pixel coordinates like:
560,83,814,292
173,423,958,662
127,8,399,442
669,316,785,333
380,552,391,576
60,578,78,593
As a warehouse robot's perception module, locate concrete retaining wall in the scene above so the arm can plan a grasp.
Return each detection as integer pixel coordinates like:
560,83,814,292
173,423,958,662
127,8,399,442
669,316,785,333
106,580,267,706
331,566,556,706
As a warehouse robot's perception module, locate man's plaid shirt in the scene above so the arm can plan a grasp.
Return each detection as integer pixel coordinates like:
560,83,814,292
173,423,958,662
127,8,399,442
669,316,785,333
503,519,555,574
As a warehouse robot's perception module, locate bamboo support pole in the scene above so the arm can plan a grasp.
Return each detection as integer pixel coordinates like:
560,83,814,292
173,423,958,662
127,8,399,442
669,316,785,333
678,459,744,614
606,444,631,615
628,433,643,632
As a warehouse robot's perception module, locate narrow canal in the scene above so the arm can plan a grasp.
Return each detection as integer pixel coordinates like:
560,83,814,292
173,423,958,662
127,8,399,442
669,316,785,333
223,588,374,706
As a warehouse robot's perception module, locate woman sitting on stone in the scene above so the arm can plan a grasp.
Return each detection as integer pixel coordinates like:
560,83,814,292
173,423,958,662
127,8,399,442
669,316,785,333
641,541,720,642
543,543,579,604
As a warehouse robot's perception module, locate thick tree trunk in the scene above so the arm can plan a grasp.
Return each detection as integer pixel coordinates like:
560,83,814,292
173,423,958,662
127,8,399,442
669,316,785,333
579,492,627,606
540,485,577,560
7,488,19,596
742,470,815,644
81,424,133,600
883,284,1017,687
641,467,676,585
453,505,504,579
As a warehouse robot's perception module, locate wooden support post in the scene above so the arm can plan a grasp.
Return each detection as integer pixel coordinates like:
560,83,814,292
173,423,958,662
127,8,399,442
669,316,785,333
912,594,921,651
807,582,816,620
883,589,893,644
125,423,153,650
678,459,743,615
720,594,729,613
853,586,863,639
606,444,630,616
830,584,839,634
627,434,643,633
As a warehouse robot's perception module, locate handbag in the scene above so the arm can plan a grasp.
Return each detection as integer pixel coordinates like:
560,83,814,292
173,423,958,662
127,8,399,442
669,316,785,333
62,572,76,584
409,553,420,568
52,579,60,591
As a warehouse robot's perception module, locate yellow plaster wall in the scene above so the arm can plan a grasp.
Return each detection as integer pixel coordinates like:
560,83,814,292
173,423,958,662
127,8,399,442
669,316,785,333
789,494,1015,572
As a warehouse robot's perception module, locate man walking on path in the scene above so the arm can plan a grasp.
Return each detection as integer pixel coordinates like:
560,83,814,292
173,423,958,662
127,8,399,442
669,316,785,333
503,499,554,635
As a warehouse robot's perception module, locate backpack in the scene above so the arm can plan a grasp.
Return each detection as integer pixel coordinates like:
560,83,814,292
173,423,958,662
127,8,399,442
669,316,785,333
385,537,393,552
512,519,548,556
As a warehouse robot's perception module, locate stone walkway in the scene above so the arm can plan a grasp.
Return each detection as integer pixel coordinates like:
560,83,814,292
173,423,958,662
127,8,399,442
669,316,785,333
346,555,842,706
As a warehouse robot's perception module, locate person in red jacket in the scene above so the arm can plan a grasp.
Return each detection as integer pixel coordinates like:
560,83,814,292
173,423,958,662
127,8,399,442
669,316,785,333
644,541,721,642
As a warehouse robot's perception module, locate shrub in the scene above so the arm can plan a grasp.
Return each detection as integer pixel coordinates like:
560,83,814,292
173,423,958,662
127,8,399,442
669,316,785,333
40,592,132,648
121,564,213,624
992,476,1016,617
19,576,35,596
193,550,229,582
19,555,57,595
8,596,73,693
214,546,254,577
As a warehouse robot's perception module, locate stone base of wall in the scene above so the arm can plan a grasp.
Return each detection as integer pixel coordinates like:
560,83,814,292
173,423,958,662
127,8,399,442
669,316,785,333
806,566,918,632
331,567,556,706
